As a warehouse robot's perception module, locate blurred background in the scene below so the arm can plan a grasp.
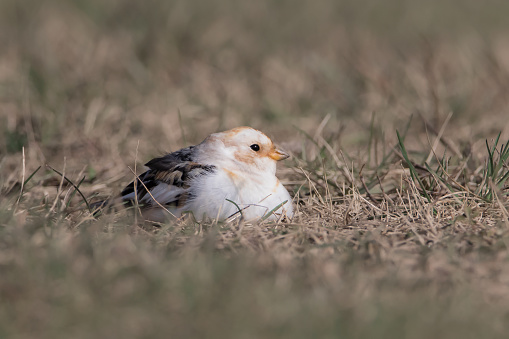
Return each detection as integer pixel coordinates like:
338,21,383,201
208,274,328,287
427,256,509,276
2,0,509,167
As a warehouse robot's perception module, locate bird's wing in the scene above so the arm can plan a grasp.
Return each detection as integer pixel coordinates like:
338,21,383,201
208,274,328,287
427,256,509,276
121,146,216,209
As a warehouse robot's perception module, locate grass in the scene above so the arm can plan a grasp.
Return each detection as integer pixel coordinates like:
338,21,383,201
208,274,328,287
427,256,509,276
1,0,509,338
477,133,509,201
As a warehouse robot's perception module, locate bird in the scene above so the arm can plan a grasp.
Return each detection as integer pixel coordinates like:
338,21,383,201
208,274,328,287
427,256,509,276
97,127,294,223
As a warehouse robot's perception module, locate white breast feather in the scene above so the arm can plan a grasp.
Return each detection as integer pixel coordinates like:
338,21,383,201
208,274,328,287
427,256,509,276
187,169,293,221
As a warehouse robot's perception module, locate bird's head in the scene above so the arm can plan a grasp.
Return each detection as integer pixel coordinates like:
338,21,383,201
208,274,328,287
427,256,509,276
202,127,289,174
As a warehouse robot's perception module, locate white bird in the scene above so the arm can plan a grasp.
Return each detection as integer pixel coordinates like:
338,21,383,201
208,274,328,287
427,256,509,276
117,127,293,223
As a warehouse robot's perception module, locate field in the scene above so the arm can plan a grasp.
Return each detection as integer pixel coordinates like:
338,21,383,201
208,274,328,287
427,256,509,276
1,0,509,338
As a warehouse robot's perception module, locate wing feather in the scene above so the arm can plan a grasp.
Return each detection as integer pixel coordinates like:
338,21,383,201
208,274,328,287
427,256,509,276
121,146,216,209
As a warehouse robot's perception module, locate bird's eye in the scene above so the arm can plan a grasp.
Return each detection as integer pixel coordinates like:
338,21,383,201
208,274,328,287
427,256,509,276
250,144,260,152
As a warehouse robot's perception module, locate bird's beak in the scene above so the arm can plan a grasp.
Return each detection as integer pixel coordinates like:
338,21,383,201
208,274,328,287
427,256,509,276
269,147,290,161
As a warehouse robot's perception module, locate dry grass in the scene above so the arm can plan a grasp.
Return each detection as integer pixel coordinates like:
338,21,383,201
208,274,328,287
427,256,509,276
1,0,509,338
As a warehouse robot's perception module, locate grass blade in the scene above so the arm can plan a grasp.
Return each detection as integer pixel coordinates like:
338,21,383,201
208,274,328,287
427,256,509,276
397,130,432,203
261,200,288,221
23,165,41,187
226,199,244,220
46,165,91,212
66,176,86,209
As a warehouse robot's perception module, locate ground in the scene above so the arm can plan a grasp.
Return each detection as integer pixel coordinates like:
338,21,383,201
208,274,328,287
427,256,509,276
1,0,509,338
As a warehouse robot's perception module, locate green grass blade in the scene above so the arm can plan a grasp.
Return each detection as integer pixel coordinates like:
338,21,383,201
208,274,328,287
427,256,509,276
397,130,432,203
261,200,288,221
496,170,509,187
23,165,41,187
66,176,86,209
46,165,91,212
486,139,494,178
225,199,244,220
424,162,454,192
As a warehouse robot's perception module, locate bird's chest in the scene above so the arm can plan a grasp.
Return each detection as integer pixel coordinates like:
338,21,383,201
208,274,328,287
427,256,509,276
221,168,275,201
193,168,273,205
189,168,287,221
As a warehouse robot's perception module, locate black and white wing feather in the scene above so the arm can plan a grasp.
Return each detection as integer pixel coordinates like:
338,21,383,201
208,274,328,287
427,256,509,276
121,146,216,210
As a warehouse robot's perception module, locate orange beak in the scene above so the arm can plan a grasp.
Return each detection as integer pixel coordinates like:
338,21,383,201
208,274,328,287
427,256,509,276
269,147,290,161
